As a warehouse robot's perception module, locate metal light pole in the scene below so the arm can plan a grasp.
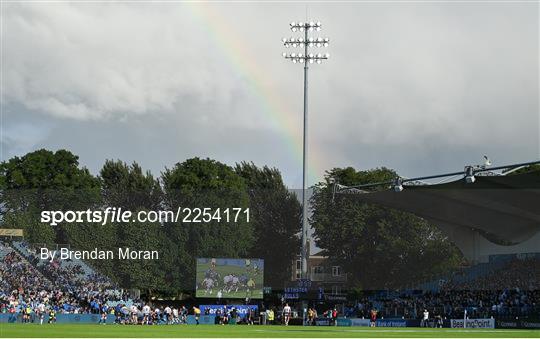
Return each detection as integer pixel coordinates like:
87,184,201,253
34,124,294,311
282,21,329,279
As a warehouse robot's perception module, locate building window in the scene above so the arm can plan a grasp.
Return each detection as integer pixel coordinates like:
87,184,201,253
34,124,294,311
332,266,341,276
312,266,323,274
295,260,301,280
332,285,341,295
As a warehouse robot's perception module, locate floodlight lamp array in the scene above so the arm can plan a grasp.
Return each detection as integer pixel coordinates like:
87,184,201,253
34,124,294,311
282,20,329,65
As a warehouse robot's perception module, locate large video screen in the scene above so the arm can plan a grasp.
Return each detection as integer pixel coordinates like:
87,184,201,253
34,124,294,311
196,258,264,299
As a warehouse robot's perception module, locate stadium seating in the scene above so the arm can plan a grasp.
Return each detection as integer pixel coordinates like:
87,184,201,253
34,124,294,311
11,241,108,285
0,242,12,260
416,255,521,291
2,238,537,319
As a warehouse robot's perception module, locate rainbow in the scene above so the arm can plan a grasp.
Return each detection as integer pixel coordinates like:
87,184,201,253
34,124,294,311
185,3,324,186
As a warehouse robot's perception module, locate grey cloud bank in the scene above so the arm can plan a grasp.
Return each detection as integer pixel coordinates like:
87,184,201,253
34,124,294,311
2,2,538,186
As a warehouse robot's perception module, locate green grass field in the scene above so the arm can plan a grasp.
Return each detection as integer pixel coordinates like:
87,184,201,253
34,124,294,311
0,324,539,338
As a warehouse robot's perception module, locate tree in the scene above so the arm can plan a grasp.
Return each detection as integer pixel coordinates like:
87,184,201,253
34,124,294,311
311,167,463,289
2,212,55,245
0,149,100,244
75,160,168,290
100,160,162,210
113,217,172,292
161,157,254,290
0,149,98,191
235,161,301,289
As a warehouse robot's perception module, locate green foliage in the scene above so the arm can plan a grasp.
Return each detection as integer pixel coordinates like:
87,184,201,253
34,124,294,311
93,160,171,291
311,167,463,289
162,157,247,194
113,217,170,290
505,164,540,176
3,212,55,245
0,149,100,244
161,158,254,290
235,161,302,289
0,149,98,190
100,160,163,210
324,166,397,188
0,149,464,295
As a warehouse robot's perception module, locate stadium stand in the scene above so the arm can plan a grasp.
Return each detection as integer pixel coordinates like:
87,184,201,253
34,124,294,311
0,241,12,260
444,257,540,291
416,255,515,291
1,239,538,325
1,240,133,315
11,241,114,292
383,257,539,319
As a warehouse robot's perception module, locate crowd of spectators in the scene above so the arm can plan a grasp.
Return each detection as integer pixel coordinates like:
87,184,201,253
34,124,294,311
2,240,539,324
1,244,55,296
343,258,539,320
360,289,539,319
443,258,540,291
0,241,130,317
38,259,114,294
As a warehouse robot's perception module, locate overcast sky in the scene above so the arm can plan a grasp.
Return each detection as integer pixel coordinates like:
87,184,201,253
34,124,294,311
2,2,539,187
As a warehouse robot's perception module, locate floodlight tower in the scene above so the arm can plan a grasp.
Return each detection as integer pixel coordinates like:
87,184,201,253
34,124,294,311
282,21,329,279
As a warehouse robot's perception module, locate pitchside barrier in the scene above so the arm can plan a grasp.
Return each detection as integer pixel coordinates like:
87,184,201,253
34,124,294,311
450,318,495,329
0,314,215,325
314,318,332,326
2,313,538,329
335,318,369,327
335,317,538,329
496,319,540,329
186,315,216,325
0,313,115,324
0,314,221,326
199,305,258,316
335,318,418,327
